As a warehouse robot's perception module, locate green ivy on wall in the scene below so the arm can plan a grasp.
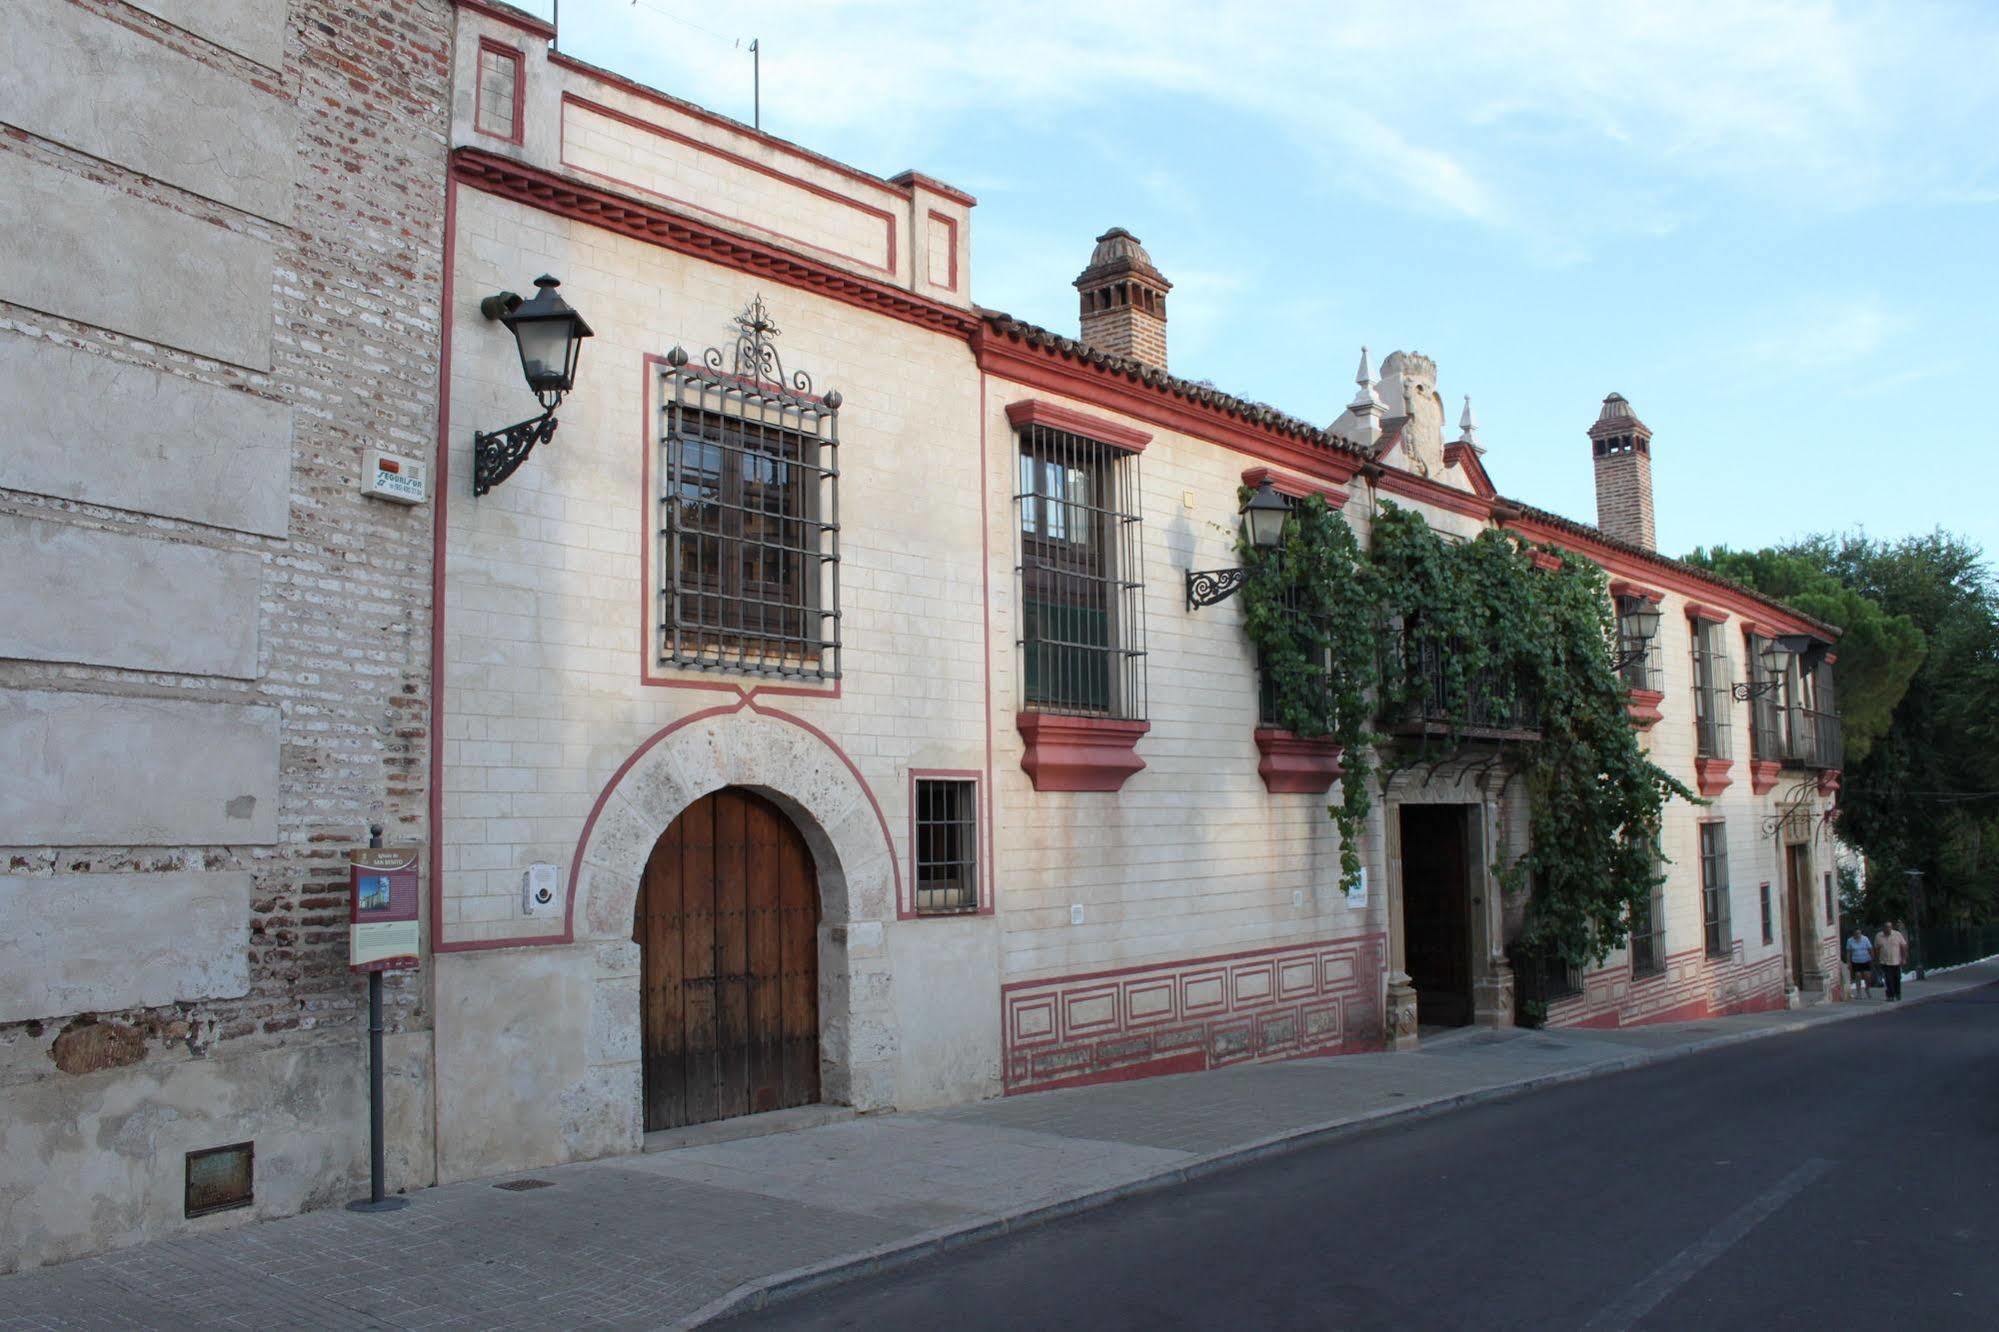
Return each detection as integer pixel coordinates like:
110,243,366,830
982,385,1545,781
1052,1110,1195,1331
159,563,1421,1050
1238,498,1695,968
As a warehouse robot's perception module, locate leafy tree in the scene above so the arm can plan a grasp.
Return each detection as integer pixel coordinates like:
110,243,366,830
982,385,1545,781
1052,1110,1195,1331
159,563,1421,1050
1686,532,1999,925
1681,545,1923,763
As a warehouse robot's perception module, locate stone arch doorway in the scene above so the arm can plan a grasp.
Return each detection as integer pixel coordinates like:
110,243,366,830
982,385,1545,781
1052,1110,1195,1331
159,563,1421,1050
635,786,821,1132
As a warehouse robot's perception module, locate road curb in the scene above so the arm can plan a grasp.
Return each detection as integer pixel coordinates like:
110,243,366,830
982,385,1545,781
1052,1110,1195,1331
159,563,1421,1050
678,975,1991,1327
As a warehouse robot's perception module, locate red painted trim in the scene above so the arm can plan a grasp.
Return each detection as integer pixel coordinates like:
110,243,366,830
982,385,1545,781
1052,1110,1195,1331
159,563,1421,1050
1625,687,1665,729
1015,712,1148,791
1252,730,1345,794
1683,601,1730,624
975,323,1357,488
1240,466,1349,509
547,51,958,210
1440,441,1496,498
892,168,978,208
904,768,991,920
1750,759,1782,794
1527,549,1563,572
1015,1049,1210,1094
637,352,838,701
1608,579,1664,605
454,0,555,39
560,93,897,277
451,149,976,339
1695,756,1734,797
474,38,526,146
926,208,959,293
1376,467,1496,521
1004,398,1152,453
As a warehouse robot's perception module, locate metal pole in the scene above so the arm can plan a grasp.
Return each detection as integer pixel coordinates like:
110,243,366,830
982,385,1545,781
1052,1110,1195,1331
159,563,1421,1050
751,39,760,130
349,823,407,1212
1908,868,1927,981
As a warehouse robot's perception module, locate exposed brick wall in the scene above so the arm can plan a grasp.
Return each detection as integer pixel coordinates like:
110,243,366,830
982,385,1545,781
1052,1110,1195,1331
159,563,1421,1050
1594,450,1656,550
1079,305,1167,370
1,0,449,1142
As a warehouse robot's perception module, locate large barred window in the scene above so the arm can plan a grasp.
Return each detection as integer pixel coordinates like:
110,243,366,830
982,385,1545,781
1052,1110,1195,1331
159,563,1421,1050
1013,423,1146,718
659,302,840,679
1689,617,1732,759
1700,821,1733,959
1630,853,1666,977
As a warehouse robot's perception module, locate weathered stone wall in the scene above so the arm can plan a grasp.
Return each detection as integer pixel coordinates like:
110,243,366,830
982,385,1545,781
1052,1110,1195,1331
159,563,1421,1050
0,0,450,1271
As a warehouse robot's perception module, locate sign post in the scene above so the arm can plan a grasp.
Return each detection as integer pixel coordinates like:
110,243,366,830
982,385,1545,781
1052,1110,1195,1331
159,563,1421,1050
347,825,418,1213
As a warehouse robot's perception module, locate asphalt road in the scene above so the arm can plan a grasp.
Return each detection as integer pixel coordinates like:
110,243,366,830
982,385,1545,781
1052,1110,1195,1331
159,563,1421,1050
724,985,1999,1331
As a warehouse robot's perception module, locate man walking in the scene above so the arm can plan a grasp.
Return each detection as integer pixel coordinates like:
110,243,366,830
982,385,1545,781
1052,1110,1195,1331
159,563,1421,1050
1846,926,1874,998
1874,920,1910,1001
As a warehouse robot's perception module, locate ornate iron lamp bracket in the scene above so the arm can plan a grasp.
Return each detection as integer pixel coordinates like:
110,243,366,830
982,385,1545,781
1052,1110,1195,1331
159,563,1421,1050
1186,567,1247,610
473,409,558,497
1731,679,1783,701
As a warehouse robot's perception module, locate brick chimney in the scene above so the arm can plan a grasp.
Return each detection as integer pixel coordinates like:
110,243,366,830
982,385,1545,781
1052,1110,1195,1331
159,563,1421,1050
1074,227,1170,370
1589,393,1655,550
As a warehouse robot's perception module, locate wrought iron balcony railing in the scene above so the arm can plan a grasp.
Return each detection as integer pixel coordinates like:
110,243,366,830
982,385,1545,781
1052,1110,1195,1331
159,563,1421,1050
1750,705,1843,771
1380,638,1539,740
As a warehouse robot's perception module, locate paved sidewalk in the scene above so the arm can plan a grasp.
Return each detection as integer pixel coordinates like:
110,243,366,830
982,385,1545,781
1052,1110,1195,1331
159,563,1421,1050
4,960,1992,1331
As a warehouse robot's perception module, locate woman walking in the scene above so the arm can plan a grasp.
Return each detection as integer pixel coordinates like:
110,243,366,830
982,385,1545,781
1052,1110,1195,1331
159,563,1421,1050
1846,926,1873,998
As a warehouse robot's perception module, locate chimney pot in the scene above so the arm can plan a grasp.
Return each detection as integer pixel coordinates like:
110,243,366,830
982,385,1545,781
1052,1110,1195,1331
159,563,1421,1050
1074,228,1171,370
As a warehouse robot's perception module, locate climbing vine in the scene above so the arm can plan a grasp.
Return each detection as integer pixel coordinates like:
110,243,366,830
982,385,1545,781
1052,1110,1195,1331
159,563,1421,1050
1236,494,1380,891
1239,498,1695,968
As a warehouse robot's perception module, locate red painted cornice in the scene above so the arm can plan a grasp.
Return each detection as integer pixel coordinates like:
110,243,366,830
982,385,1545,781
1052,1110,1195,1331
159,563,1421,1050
1609,579,1664,605
1375,467,1497,520
1241,466,1349,509
1006,399,1151,453
1441,441,1496,498
1683,602,1730,624
974,322,1361,490
450,148,979,339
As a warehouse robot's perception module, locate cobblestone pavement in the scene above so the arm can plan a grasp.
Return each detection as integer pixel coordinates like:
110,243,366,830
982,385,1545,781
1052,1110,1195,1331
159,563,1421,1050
4,962,1991,1330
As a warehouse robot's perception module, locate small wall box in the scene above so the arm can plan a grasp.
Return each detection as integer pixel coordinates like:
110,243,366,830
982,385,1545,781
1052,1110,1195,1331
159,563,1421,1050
363,448,427,504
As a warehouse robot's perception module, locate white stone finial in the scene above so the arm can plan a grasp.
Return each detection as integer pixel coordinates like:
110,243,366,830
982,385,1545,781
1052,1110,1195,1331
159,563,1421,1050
1458,394,1479,445
1349,346,1383,413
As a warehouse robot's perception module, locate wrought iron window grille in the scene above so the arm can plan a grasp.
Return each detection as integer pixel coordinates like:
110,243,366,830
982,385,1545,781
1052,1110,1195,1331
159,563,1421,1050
1690,620,1733,760
1700,821,1733,959
913,779,978,915
658,296,842,680
1013,423,1147,720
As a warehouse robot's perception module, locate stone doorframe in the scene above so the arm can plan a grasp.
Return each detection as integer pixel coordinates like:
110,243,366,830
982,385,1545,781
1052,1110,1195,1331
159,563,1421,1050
570,703,902,1114
1381,767,1520,1048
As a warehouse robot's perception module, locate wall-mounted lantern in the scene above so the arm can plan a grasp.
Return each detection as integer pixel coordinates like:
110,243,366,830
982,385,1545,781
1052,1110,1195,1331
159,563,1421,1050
1186,478,1290,609
473,275,594,496
1608,600,1663,673
1733,633,1813,700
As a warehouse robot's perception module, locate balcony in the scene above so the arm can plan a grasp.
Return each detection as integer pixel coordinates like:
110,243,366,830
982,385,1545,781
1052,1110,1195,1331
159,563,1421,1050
1380,638,1539,742
1750,705,1843,772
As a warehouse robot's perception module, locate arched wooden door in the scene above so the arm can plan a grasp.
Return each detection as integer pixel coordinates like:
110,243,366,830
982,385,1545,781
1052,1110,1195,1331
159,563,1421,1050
634,788,820,1133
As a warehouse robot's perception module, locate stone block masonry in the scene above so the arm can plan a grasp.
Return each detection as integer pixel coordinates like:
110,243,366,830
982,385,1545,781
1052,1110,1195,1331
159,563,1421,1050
0,0,452,1271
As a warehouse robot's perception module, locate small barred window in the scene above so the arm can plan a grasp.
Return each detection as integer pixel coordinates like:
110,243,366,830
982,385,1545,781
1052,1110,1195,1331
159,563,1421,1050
913,779,978,915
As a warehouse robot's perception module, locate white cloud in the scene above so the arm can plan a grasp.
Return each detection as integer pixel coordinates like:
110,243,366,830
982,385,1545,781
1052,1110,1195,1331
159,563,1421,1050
559,0,1999,257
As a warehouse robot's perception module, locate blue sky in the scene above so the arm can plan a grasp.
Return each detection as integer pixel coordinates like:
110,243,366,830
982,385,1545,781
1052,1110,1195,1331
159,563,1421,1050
532,0,1999,559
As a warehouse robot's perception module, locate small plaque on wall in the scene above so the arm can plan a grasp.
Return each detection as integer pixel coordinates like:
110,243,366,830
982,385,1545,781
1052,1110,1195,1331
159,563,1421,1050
362,448,428,504
1345,867,1368,909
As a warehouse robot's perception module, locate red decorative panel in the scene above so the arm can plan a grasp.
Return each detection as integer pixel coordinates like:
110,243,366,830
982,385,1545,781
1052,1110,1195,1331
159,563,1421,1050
1695,757,1734,797
1001,932,1386,1093
1016,712,1148,792
1749,760,1781,794
1546,938,1787,1030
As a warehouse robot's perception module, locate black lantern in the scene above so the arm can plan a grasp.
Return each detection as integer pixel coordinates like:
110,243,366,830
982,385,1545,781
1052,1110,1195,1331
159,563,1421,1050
1186,479,1294,609
490,275,593,409
473,275,594,496
1242,478,1291,550
1609,598,1661,674
1735,633,1813,701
